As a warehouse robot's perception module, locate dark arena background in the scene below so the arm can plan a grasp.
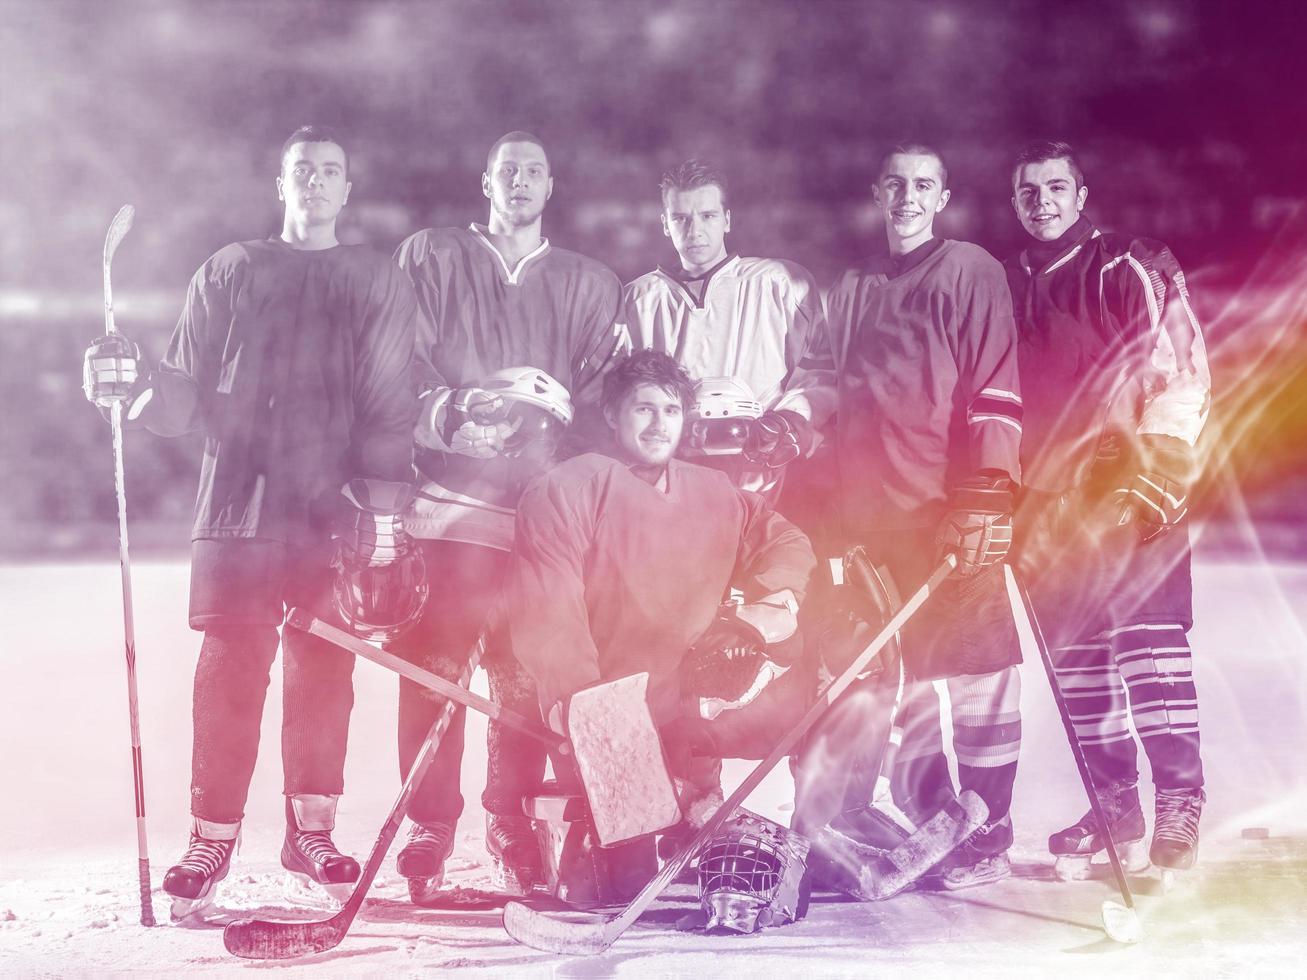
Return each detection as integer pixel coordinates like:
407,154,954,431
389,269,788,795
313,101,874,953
2,1,1305,976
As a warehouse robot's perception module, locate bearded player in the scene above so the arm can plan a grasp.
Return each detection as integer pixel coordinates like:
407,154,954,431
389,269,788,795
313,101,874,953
799,143,1025,890
1006,140,1211,882
620,160,831,502
81,126,421,917
388,131,626,900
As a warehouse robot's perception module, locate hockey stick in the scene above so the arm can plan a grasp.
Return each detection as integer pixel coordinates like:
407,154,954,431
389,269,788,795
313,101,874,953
286,609,563,750
101,204,155,928
502,554,958,955
1010,571,1143,944
223,625,492,959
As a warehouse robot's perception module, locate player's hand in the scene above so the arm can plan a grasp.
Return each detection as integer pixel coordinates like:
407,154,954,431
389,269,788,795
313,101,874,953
449,416,521,459
745,410,812,469
936,473,1016,576
83,334,151,414
1114,435,1195,541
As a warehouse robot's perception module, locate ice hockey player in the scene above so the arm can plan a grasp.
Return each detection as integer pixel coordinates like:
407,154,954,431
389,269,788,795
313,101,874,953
1005,140,1211,883
388,131,626,900
81,125,422,917
619,160,832,501
798,142,1026,890
506,349,818,908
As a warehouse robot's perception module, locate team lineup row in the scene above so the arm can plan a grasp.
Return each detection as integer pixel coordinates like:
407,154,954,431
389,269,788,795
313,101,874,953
81,125,1211,945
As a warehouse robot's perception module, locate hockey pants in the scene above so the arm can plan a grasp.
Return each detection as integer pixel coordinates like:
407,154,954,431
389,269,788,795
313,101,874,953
390,539,547,828
190,621,355,824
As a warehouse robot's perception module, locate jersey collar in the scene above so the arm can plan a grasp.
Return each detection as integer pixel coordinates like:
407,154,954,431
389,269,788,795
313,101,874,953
469,223,551,285
654,253,741,308
1019,217,1099,276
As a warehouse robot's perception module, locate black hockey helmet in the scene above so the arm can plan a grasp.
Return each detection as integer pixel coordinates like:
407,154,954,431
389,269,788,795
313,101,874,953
330,544,428,643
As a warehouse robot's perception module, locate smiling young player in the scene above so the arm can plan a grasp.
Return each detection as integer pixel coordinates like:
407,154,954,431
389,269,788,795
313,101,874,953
800,143,1026,889
1005,140,1212,883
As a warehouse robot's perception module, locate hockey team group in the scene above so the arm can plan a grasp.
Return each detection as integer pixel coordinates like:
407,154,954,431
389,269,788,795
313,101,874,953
81,125,1211,946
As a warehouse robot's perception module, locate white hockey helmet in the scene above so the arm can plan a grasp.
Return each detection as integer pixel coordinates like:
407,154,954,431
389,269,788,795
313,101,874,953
687,377,763,457
697,810,811,933
331,545,428,644
472,366,574,457
479,366,574,425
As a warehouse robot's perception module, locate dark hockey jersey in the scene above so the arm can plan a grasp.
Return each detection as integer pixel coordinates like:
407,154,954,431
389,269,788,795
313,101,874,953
804,238,1022,534
1004,219,1211,493
146,240,418,547
507,454,816,719
395,224,625,550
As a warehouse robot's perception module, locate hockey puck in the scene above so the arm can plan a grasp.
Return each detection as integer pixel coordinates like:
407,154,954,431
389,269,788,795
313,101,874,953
1241,826,1270,840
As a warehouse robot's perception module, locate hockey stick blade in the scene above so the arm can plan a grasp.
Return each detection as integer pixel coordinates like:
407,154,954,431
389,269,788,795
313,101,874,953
1101,899,1143,944
502,555,957,955
224,627,490,959
103,205,135,334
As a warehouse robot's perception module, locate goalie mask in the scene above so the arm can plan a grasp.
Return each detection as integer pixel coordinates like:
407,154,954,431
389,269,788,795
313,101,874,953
471,366,574,458
686,377,762,457
698,810,810,933
331,544,428,643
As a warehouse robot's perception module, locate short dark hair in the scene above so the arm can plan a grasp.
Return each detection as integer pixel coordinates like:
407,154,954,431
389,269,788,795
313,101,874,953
601,350,695,419
659,159,729,210
878,142,948,189
280,125,348,174
1012,140,1085,188
486,131,549,171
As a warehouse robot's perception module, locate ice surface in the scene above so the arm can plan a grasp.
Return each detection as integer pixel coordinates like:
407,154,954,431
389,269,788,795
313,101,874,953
1,557,1304,976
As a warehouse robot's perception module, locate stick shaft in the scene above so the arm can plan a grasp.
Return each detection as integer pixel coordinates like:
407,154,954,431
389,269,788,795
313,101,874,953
288,609,562,749
1012,572,1136,910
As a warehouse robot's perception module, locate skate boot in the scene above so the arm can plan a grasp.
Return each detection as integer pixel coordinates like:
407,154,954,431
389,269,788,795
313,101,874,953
1048,779,1149,881
396,821,456,906
280,794,360,904
1152,787,1204,891
486,813,546,896
162,818,239,921
932,813,1013,891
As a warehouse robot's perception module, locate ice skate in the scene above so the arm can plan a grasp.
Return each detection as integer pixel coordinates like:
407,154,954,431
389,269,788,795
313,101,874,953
279,795,360,905
1049,779,1149,882
162,819,238,921
396,821,456,905
487,813,546,896
931,813,1013,891
1152,787,1204,892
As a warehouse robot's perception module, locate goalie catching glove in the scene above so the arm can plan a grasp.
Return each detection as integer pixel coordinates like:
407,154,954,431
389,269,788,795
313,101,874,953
82,333,154,422
683,593,800,720
1113,434,1195,541
935,473,1015,576
415,367,573,460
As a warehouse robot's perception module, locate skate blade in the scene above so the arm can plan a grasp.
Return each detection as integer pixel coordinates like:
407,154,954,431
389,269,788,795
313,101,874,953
407,874,446,906
169,888,218,924
1120,839,1150,874
1101,899,1143,944
282,870,348,909
1159,868,1178,893
491,858,545,898
1053,855,1093,882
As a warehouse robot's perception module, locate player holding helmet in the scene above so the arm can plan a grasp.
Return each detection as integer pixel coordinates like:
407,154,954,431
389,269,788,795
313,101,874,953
388,131,625,900
620,160,832,501
80,126,421,917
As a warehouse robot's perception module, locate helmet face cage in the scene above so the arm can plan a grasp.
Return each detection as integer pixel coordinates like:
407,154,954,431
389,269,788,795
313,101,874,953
688,416,754,456
331,545,429,643
697,810,810,933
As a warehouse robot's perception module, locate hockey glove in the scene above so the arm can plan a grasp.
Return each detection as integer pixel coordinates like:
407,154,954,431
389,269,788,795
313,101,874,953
683,596,800,720
1114,434,1195,541
415,386,520,459
335,479,415,565
745,410,813,469
83,333,154,421
936,473,1016,576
